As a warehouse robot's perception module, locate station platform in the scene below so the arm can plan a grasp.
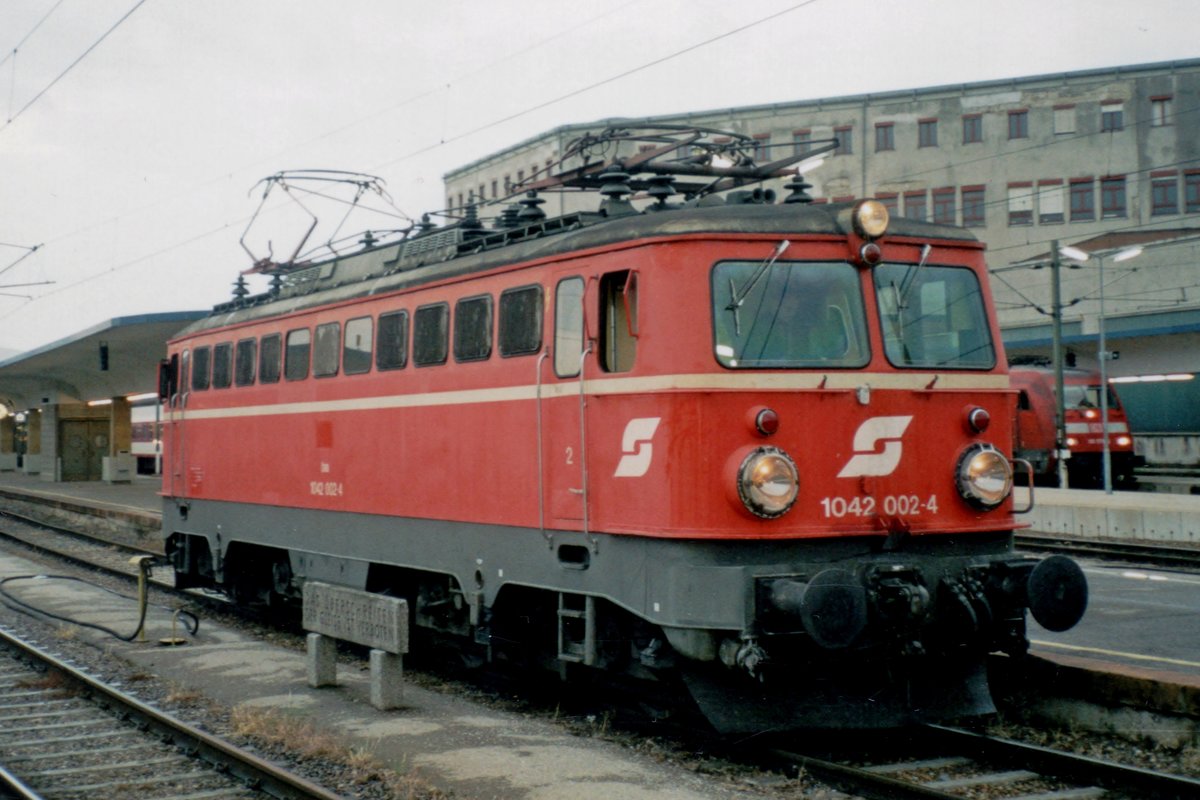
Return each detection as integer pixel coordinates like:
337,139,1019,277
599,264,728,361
0,470,161,551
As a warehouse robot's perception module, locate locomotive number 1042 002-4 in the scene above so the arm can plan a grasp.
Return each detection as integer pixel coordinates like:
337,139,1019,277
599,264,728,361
818,494,939,518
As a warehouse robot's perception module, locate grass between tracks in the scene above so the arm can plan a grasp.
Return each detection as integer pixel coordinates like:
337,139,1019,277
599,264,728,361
230,705,447,799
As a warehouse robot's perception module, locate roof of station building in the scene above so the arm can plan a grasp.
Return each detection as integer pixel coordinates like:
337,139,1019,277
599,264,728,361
0,311,206,411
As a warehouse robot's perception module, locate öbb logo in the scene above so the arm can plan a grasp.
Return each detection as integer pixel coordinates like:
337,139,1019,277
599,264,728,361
614,417,661,477
837,416,914,478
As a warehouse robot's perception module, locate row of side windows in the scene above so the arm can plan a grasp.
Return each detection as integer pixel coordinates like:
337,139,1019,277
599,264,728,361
189,285,545,391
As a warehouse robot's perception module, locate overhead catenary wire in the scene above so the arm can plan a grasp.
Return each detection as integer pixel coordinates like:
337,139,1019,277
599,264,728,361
0,0,823,320
1,0,148,130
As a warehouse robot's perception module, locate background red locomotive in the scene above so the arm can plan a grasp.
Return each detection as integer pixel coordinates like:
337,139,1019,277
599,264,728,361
1011,364,1140,488
157,126,1087,730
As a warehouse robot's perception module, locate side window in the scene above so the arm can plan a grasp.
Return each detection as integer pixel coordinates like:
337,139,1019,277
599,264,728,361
454,295,493,362
413,303,449,366
344,316,373,375
554,277,585,377
180,350,191,397
235,338,257,386
377,310,408,370
499,285,543,357
259,333,281,383
212,343,233,388
1017,390,1031,411
285,328,311,381
313,322,341,377
192,346,211,390
600,270,637,373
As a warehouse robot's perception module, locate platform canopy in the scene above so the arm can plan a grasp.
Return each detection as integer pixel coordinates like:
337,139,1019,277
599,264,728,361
0,312,206,412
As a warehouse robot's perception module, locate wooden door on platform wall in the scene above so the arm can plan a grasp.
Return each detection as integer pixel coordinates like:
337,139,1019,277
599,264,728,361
60,419,107,481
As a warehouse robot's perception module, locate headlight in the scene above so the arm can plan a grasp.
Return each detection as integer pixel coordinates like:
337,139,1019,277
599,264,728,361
955,443,1012,509
737,446,799,518
851,199,889,239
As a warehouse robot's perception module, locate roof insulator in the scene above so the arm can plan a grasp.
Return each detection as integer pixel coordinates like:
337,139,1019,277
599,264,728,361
232,275,249,305
462,203,486,238
417,213,437,234
598,170,636,217
517,191,546,222
646,175,676,209
495,203,522,229
359,230,378,249
783,173,814,204
268,271,284,296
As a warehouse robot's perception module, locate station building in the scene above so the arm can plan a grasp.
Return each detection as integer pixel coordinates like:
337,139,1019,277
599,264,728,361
0,312,204,481
445,58,1200,461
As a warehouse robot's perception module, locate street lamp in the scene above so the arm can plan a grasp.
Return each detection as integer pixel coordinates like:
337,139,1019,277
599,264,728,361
1059,244,1143,493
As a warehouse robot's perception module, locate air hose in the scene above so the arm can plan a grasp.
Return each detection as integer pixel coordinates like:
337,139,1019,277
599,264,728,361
0,558,199,643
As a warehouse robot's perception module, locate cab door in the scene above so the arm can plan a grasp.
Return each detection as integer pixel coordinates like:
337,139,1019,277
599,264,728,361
542,277,588,524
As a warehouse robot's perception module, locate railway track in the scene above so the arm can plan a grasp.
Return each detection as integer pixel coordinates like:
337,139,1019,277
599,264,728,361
757,723,1200,799
1016,532,1200,570
0,624,344,800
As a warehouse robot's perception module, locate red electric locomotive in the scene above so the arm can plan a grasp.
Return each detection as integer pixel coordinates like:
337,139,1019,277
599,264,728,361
1011,365,1140,488
158,126,1087,730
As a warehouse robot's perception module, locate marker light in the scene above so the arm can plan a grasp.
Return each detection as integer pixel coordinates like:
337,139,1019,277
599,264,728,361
955,443,1012,509
966,406,991,433
851,199,889,239
737,447,799,518
754,407,780,436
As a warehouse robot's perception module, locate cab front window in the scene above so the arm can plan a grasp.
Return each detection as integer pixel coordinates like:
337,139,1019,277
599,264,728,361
712,261,869,369
874,264,995,369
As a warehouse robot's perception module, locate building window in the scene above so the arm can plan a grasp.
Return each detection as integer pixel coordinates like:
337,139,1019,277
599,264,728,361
1151,96,1172,127
413,303,450,366
834,125,853,155
1038,181,1065,224
1007,110,1028,140
491,179,498,198
962,114,982,144
918,119,938,148
453,295,493,363
1151,173,1179,216
932,187,955,224
1069,179,1095,222
1101,102,1124,132
1186,171,1200,214
1007,183,1033,226
1054,105,1075,135
874,123,894,152
752,134,770,162
875,192,899,215
961,186,985,227
1100,176,1126,218
793,129,812,155
904,190,926,221
313,322,341,378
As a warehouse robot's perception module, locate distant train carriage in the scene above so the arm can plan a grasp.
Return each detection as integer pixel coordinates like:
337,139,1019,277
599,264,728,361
157,126,1086,730
130,401,161,475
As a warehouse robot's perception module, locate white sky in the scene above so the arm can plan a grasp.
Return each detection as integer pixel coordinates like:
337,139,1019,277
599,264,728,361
0,0,1195,355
